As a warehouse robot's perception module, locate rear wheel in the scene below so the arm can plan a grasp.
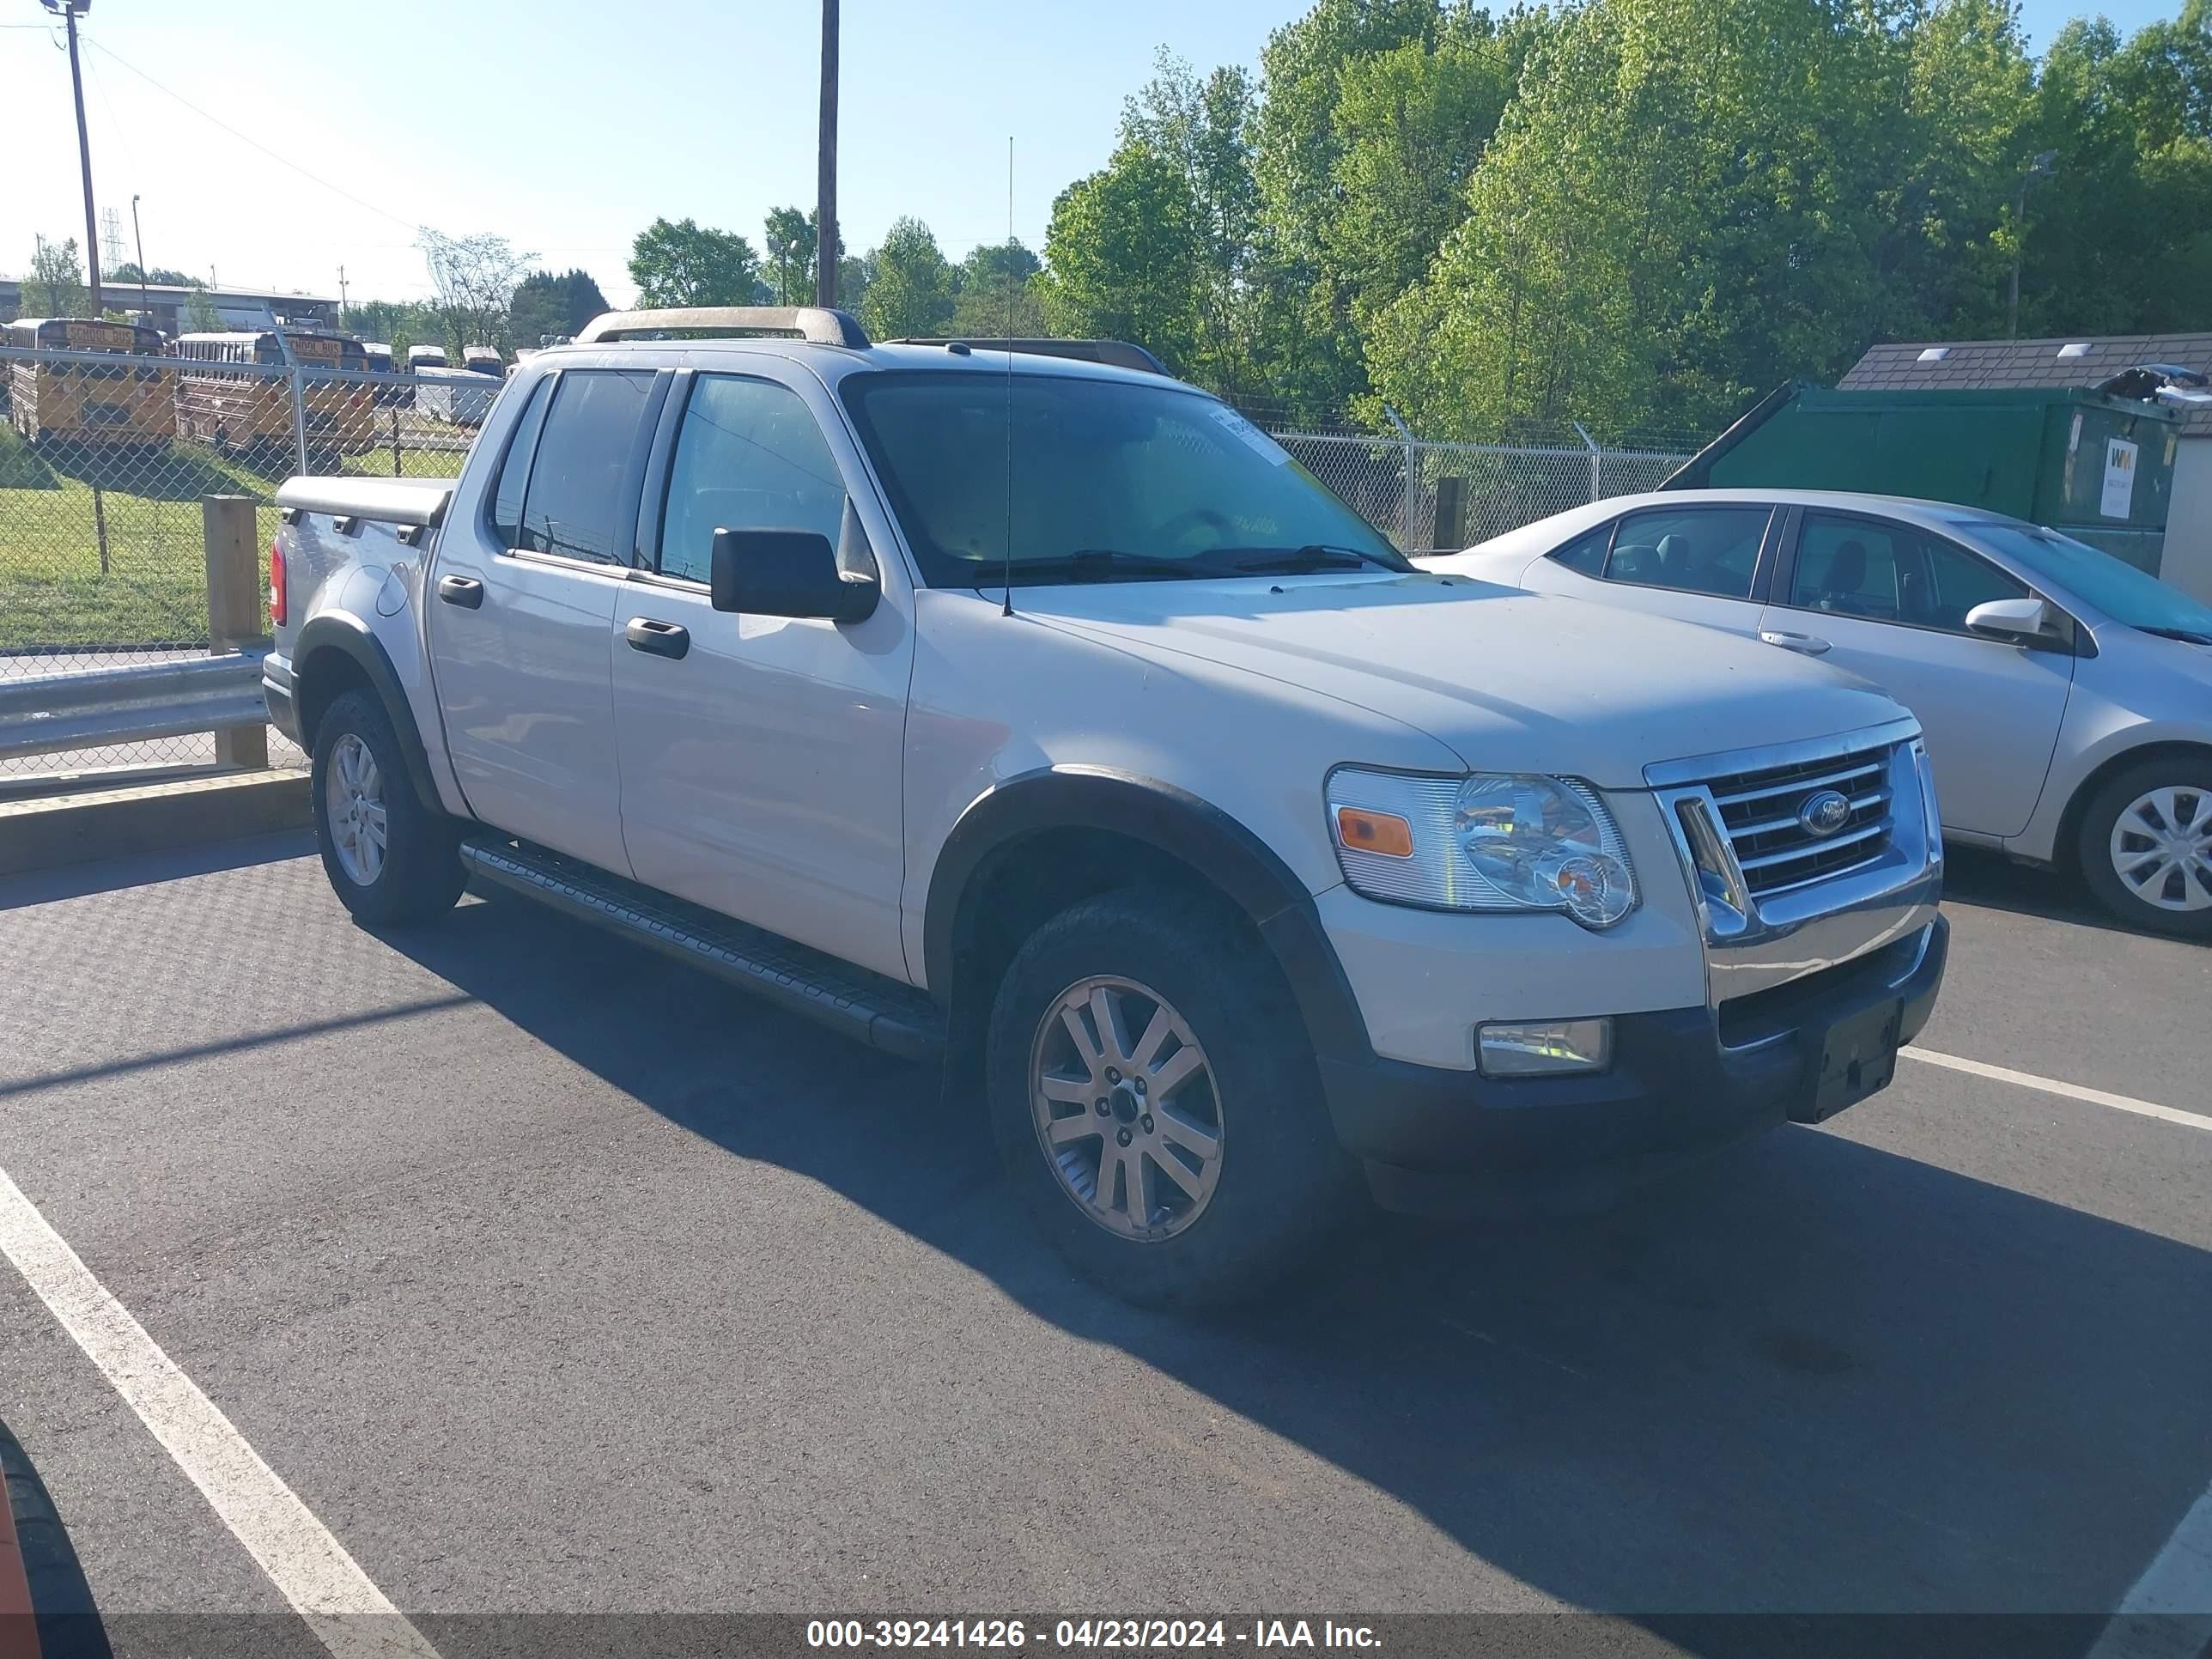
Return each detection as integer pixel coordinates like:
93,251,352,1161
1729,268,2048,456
311,689,465,927
2076,757,2212,939
985,890,1359,1307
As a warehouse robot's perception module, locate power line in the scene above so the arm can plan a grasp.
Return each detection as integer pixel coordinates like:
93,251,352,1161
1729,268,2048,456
82,36,421,234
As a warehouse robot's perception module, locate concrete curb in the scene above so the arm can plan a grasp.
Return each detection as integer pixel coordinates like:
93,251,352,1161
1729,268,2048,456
0,769,312,878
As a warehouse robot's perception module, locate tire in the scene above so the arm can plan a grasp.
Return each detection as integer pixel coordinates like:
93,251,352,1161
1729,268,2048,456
2075,756,2212,940
311,689,466,927
985,890,1361,1308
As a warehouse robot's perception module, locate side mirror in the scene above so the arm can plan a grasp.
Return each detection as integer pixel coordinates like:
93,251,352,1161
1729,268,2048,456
1965,596,2056,643
709,528,880,623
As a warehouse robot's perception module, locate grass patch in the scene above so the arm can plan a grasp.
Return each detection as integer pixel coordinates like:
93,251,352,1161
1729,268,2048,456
0,423,474,652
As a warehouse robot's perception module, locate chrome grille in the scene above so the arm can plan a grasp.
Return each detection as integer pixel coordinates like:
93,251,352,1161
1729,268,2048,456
1698,742,1897,897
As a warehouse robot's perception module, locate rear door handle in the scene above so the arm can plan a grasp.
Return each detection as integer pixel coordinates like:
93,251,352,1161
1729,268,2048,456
1759,629,1832,656
436,574,483,609
625,617,690,660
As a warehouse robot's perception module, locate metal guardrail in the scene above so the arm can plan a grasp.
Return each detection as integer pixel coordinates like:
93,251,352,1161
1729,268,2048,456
0,650,269,763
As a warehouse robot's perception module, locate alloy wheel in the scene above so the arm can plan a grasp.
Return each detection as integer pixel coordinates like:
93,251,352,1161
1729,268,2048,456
325,732,388,887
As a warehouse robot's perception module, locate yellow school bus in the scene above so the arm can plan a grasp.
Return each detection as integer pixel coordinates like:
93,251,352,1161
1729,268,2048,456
3,318,175,450
174,329,376,469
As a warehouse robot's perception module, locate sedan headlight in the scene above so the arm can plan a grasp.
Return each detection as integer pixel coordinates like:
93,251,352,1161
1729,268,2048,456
1326,768,1638,928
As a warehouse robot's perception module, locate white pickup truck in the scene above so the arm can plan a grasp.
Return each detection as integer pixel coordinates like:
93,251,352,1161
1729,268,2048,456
264,306,1947,1304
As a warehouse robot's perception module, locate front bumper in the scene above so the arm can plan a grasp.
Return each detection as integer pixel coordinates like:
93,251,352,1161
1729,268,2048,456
1322,915,1948,1217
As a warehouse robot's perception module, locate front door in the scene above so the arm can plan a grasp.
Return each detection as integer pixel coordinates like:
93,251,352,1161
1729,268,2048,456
611,370,915,984
1762,508,2075,839
428,366,665,874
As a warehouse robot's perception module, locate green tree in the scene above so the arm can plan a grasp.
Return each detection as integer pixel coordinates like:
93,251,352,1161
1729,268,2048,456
1039,137,1199,370
947,240,1049,337
182,289,224,333
858,216,956,338
508,268,611,345
1368,0,1906,439
763,206,817,305
109,263,196,287
419,228,535,353
627,216,763,307
21,235,89,318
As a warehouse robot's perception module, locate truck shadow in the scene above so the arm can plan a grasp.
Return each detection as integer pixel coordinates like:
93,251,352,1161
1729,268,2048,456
388,892,2211,1650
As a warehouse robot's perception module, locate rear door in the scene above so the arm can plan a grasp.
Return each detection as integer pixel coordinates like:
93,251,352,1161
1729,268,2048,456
610,368,915,982
428,366,667,873
1759,507,2075,838
1515,502,1779,637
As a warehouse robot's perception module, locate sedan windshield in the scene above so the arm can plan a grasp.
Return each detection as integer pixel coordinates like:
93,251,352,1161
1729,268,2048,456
1959,520,2212,641
840,368,1407,587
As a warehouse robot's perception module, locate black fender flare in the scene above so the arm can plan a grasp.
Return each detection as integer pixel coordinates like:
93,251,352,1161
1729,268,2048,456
921,765,1373,1066
290,612,443,812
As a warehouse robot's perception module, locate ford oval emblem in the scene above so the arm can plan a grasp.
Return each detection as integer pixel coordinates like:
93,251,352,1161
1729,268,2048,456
1799,789,1852,837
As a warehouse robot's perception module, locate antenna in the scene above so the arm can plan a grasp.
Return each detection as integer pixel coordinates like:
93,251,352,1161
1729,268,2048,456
1001,134,1017,617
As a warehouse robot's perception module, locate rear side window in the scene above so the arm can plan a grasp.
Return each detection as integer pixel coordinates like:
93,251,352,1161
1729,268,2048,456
516,369,657,564
489,376,553,547
1548,523,1612,574
1601,506,1769,599
657,375,849,584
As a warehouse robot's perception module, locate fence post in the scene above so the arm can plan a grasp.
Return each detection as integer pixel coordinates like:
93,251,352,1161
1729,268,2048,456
1574,422,1601,503
202,495,269,771
1383,405,1417,551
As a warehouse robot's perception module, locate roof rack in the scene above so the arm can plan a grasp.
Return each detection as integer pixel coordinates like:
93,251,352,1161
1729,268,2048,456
893,337,1170,377
574,306,871,349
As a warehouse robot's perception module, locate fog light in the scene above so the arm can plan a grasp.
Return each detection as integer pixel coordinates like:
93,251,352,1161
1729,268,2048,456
1477,1018,1613,1077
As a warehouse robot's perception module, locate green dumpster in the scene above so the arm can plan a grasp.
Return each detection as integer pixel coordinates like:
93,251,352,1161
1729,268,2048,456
1666,383,2185,574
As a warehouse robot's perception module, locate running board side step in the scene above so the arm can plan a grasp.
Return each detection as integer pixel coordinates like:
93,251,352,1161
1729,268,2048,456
457,836,945,1062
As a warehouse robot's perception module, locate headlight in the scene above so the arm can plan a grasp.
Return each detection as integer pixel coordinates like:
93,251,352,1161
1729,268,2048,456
1326,768,1638,928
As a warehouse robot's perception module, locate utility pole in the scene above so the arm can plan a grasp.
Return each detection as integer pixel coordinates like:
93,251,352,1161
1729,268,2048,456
337,265,349,327
815,0,839,308
2008,150,2058,342
45,1,102,315
130,193,149,322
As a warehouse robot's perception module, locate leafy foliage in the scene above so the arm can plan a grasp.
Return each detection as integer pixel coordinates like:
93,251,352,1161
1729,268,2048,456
418,228,535,354
627,217,763,308
508,268,611,347
859,216,956,339
22,235,89,319
947,240,1048,337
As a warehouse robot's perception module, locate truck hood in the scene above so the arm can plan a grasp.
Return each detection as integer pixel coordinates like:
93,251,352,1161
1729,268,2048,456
1018,572,1906,789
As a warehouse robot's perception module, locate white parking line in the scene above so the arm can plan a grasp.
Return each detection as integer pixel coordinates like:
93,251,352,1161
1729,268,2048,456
0,1164,440,1659
2087,1480,2212,1656
1903,1048,2212,1134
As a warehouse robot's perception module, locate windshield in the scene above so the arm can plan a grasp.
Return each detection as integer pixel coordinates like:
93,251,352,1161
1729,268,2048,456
1959,520,2212,639
840,368,1406,586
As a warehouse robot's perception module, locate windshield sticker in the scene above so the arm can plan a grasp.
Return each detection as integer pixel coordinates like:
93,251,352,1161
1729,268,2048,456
1208,404,1291,465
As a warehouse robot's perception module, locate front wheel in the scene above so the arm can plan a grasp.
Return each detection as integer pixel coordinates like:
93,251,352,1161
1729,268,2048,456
2076,758,2212,939
986,890,1359,1307
311,689,466,927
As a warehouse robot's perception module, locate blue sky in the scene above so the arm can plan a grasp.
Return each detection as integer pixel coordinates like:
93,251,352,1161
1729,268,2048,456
3,0,2185,312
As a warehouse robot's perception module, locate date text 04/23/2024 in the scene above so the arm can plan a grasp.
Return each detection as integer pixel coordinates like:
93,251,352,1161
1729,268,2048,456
805,1620,1383,1650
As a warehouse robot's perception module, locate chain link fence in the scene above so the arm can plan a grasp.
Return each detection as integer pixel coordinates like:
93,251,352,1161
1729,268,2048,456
1,337,1700,787
1,342,493,780
1261,425,1695,555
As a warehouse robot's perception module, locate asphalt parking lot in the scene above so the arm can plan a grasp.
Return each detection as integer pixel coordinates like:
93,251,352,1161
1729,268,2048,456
0,832,2206,1658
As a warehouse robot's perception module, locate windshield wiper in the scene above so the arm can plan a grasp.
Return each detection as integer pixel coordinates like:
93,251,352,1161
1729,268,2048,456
1005,549,1214,584
2137,625,2212,645
1220,543,1413,574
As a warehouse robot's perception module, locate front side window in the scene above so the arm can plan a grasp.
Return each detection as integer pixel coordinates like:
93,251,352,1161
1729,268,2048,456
840,369,1402,586
516,369,657,565
1601,506,1769,599
1790,513,2027,633
658,375,849,584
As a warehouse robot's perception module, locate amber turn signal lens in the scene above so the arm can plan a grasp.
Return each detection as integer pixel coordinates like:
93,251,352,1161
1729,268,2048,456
1335,806,1415,859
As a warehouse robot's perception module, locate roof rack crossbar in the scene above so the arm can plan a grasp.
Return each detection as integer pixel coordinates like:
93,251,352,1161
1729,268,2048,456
574,306,871,349
892,337,1170,377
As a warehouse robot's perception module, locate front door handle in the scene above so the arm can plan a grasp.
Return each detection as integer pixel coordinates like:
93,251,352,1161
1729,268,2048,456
625,617,690,660
1760,628,1832,656
436,574,483,609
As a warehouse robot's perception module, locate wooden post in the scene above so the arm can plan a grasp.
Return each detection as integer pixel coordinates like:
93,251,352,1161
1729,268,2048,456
202,494,269,770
